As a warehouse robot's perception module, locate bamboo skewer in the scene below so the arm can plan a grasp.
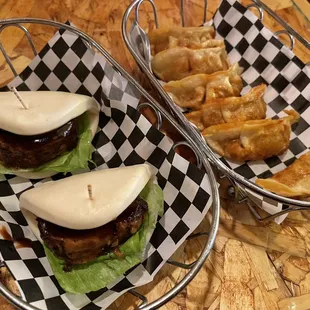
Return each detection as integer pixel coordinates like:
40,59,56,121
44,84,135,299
88,184,93,200
11,87,28,110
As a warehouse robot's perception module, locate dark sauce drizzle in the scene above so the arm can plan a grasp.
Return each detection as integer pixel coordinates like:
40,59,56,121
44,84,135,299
0,226,32,249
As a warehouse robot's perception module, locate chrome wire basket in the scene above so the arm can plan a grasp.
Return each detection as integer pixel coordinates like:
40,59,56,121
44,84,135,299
0,18,220,310
122,0,310,221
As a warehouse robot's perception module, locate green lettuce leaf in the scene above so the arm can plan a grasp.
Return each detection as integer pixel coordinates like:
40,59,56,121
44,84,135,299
44,182,164,294
0,113,94,175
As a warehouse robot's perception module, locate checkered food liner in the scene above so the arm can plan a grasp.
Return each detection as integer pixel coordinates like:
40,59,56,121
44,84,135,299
0,26,213,309
130,0,310,223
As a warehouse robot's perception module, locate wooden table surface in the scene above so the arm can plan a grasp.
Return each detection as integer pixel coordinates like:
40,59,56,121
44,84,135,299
0,1,309,310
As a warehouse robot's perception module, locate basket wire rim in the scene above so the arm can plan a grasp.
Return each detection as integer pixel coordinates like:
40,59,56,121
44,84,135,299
122,0,310,209
0,18,220,310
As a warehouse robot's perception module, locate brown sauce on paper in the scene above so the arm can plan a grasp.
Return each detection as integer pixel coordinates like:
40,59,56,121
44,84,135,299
0,226,32,249
15,239,32,249
0,226,12,241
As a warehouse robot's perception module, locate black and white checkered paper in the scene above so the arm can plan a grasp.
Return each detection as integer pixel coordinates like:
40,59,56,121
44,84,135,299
131,0,310,222
213,0,309,222
0,26,212,309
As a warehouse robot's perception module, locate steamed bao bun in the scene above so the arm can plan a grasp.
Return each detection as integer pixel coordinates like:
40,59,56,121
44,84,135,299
0,91,100,179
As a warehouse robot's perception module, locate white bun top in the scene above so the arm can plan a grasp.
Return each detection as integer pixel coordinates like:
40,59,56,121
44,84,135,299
0,91,99,135
20,164,153,230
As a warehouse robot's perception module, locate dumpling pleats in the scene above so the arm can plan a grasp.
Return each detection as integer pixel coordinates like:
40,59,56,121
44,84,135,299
203,110,299,161
256,152,310,198
151,46,230,82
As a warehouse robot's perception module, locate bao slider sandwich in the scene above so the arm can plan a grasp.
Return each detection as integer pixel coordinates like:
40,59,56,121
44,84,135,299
20,164,164,294
0,91,99,179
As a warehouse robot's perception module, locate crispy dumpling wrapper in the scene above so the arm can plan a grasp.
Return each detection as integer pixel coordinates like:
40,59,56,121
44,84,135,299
151,46,230,82
256,152,310,198
149,26,216,55
163,63,243,110
203,110,300,161
186,84,267,130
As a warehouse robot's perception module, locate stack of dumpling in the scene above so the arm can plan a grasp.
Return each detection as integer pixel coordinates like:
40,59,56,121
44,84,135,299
149,26,310,200
149,26,300,162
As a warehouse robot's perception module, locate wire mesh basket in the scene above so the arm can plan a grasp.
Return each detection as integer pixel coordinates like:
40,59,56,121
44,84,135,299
122,0,310,221
0,18,220,310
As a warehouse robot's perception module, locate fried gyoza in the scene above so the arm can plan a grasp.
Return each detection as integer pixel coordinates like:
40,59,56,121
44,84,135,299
256,152,310,198
151,46,230,82
163,63,243,110
203,110,300,161
148,26,216,55
186,84,267,130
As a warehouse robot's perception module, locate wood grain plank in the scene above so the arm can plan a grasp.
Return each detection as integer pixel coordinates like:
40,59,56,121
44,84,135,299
220,240,254,309
278,293,310,310
243,244,279,291
218,220,308,258
293,0,310,21
0,1,308,310
300,273,310,294
253,286,268,310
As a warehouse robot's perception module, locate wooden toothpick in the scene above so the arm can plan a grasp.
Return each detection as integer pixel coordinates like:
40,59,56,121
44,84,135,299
87,184,93,200
11,87,28,110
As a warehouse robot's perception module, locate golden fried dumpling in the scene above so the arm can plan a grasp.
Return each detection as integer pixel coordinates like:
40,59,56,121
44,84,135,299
163,63,243,110
148,26,216,55
256,152,310,198
186,84,267,130
151,46,230,82
205,63,243,101
185,110,205,131
169,38,224,50
203,110,300,161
